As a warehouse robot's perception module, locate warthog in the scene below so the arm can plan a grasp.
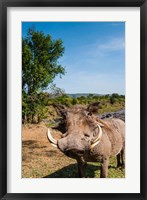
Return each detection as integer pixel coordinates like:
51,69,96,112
47,102,125,178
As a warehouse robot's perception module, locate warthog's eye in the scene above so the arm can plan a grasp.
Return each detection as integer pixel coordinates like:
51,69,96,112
87,112,92,116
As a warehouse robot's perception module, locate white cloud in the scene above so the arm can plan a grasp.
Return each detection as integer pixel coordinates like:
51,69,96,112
82,37,125,62
59,37,125,69
55,37,125,94
98,38,125,51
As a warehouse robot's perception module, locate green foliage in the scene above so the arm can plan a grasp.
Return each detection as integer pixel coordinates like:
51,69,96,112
22,28,65,93
22,92,49,123
22,28,65,123
88,94,94,98
47,83,65,98
48,93,125,114
110,93,121,104
72,98,78,105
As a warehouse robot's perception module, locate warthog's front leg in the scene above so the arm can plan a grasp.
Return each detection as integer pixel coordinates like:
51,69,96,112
100,156,109,178
117,153,121,168
117,148,125,169
121,148,125,169
77,161,87,178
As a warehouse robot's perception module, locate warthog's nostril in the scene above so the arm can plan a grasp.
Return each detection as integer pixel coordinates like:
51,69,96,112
64,148,69,152
84,133,90,138
65,148,84,155
73,150,84,155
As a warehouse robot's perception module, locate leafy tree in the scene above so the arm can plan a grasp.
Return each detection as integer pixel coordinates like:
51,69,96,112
88,94,94,98
72,98,78,105
110,93,119,104
111,93,119,99
48,83,65,98
22,28,65,94
22,28,65,123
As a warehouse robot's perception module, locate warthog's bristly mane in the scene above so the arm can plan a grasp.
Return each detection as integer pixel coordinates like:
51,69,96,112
60,104,112,132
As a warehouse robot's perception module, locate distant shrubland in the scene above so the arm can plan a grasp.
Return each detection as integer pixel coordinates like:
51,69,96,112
22,92,125,124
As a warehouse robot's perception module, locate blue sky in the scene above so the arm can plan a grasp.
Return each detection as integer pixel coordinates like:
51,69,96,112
22,22,125,95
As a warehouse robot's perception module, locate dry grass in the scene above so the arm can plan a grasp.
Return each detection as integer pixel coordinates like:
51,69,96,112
22,125,125,178
22,125,76,178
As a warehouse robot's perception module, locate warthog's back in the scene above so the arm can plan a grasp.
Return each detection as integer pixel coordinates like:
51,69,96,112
102,118,125,156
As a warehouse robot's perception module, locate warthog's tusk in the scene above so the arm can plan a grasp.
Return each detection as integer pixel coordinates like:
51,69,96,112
47,128,57,145
90,124,103,150
93,124,103,143
51,143,57,148
90,140,101,150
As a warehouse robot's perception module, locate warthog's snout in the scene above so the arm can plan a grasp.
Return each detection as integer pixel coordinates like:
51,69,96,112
57,137,67,152
57,134,86,157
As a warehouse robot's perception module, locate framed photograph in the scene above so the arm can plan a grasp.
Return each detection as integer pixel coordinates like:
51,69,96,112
0,0,147,199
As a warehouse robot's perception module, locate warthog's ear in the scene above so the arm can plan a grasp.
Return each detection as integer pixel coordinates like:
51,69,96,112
52,104,67,117
87,102,100,115
53,119,67,133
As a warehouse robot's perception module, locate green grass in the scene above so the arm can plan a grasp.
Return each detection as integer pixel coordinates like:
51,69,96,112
88,157,125,178
44,156,125,178
99,102,125,114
